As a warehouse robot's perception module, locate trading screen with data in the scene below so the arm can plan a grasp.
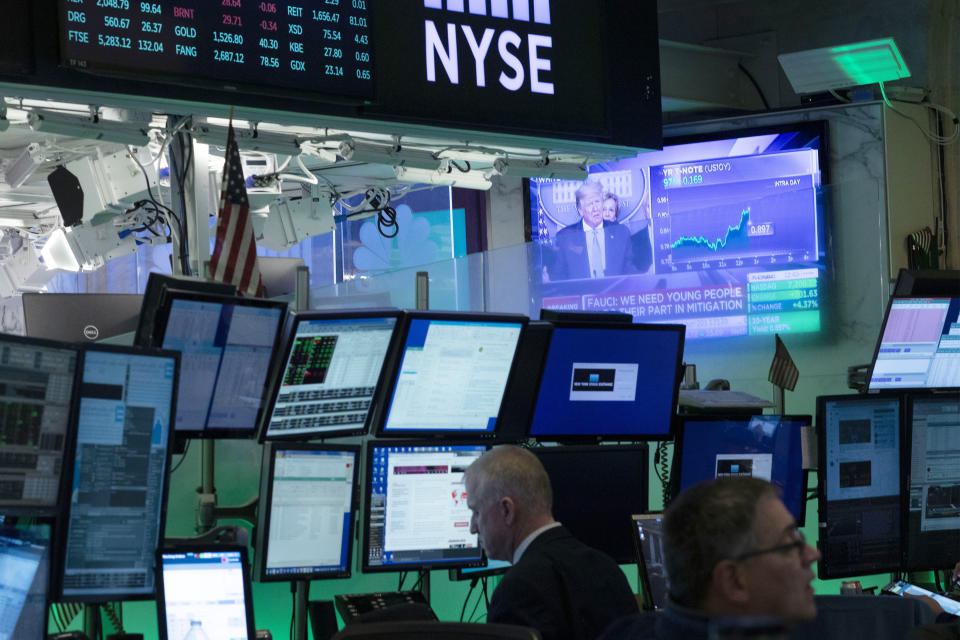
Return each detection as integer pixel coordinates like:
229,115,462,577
529,122,827,339
869,297,960,390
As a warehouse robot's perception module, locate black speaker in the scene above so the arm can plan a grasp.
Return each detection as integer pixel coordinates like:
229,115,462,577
47,165,84,227
308,600,340,640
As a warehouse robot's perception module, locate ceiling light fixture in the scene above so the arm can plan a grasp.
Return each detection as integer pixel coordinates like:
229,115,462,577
192,122,302,156
339,139,443,171
778,37,911,94
488,156,588,180
27,110,152,146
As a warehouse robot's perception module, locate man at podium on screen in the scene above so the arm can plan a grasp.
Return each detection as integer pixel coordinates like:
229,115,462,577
551,179,635,281
463,445,638,640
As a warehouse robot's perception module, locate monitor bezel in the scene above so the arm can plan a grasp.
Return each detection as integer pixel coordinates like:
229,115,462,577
361,440,490,574
153,289,289,439
866,295,960,392
448,556,511,582
56,343,180,602
672,414,812,526
901,390,960,572
526,321,686,442
630,512,665,611
134,273,236,349
156,544,257,640
254,442,361,582
373,311,529,440
258,308,403,442
0,333,82,517
815,392,904,580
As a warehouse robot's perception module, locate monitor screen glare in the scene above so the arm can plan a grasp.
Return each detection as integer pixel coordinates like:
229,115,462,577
0,526,49,640
265,315,397,439
365,444,486,570
870,297,960,390
382,319,522,434
61,348,176,599
161,297,284,435
0,337,78,510
261,447,357,579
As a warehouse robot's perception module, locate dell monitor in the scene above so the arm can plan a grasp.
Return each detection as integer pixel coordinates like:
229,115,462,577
0,522,51,640
154,291,287,438
157,546,256,640
0,335,80,515
868,297,960,390
261,310,401,441
527,323,684,441
58,344,179,601
531,445,648,563
255,443,360,581
674,415,810,524
362,442,489,572
903,392,960,571
817,393,902,579
375,312,526,438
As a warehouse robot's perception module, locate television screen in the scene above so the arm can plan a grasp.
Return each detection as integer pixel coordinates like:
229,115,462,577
156,291,287,438
903,393,960,571
376,313,525,437
531,445,648,563
817,394,902,579
157,547,256,640
362,442,488,572
255,443,359,581
0,335,79,514
528,121,827,339
527,323,684,441
674,415,810,524
59,345,178,601
0,523,50,640
262,310,400,441
868,297,960,390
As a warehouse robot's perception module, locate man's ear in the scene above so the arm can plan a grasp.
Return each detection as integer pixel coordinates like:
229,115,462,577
499,497,516,525
711,559,750,607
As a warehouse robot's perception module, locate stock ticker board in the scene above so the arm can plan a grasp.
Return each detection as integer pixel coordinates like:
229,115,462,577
59,0,374,99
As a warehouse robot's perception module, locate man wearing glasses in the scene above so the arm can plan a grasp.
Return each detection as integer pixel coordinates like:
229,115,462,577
603,476,820,639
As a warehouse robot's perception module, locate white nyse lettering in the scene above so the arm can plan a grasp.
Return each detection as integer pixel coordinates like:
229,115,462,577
528,33,553,94
425,20,459,83
497,30,524,91
461,26,495,87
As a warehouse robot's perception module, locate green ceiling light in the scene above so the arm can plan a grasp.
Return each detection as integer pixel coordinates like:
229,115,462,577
778,38,910,94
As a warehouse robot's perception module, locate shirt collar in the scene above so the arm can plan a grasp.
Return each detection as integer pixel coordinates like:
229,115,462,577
581,219,603,233
512,522,562,564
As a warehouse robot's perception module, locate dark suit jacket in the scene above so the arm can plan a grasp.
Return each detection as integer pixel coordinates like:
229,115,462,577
631,226,654,274
487,526,639,640
551,221,635,281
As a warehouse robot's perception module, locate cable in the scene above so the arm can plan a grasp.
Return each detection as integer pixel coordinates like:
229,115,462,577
103,603,123,633
737,62,770,110
653,441,673,507
460,578,479,622
468,578,486,622
879,82,960,145
290,584,296,640
169,439,192,474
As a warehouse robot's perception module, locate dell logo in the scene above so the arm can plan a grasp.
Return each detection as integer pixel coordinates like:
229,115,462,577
424,0,554,95
83,324,100,340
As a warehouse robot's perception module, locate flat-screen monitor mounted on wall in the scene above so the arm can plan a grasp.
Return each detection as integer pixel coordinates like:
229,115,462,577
527,121,829,340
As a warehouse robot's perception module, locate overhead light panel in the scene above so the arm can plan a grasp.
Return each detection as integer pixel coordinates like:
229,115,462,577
393,165,492,190
339,139,442,171
27,110,152,146
489,156,588,180
778,37,911,94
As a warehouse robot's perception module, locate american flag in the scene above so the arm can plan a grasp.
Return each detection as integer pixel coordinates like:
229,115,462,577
209,122,263,297
768,333,799,391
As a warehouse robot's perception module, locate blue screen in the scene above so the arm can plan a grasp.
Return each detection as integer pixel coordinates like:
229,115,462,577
528,326,682,438
678,416,807,522
528,123,826,339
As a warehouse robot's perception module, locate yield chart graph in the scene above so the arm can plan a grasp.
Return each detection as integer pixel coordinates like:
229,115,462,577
651,150,820,271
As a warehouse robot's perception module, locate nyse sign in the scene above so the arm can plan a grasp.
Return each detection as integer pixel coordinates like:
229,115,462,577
424,0,554,95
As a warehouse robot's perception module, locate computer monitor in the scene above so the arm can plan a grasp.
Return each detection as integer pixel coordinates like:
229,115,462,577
673,415,810,524
527,323,685,441
631,513,667,611
22,293,143,343
261,310,401,441
531,445,648,563
903,392,960,571
893,269,960,297
817,393,903,579
375,312,527,438
868,297,960,390
0,522,51,640
362,442,489,573
449,558,512,582
0,334,80,514
157,546,256,640
255,443,360,581
134,272,236,348
58,344,179,601
496,321,553,443
154,291,287,438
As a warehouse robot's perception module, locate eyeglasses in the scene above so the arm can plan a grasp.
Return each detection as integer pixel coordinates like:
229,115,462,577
733,528,807,562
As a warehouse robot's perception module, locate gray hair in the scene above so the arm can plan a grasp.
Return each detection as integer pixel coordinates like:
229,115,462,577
663,477,778,608
574,179,604,209
464,445,553,515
